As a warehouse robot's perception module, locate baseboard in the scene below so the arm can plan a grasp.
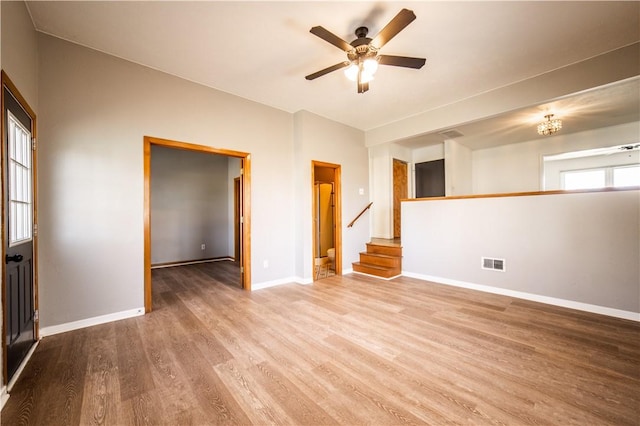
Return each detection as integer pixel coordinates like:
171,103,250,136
251,271,374,290
251,277,297,290
1,385,9,410
151,257,234,269
40,307,145,337
403,271,640,322
295,277,313,285
6,340,40,393
251,275,317,290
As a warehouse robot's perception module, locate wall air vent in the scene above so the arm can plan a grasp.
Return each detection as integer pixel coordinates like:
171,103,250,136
482,257,506,272
439,129,464,139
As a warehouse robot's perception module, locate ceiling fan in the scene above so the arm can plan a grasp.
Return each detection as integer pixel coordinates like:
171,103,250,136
305,8,426,93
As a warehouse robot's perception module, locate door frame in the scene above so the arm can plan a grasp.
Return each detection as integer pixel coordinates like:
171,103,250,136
143,136,251,312
1,71,39,385
311,161,342,279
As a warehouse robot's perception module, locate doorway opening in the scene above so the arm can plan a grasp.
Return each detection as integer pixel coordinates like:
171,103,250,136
143,136,251,312
415,159,445,198
312,161,342,281
1,71,38,386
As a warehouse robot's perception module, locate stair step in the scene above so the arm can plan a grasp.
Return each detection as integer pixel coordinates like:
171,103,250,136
366,243,402,257
352,262,401,279
359,252,401,268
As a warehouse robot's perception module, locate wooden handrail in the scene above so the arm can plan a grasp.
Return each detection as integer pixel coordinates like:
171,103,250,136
347,202,373,228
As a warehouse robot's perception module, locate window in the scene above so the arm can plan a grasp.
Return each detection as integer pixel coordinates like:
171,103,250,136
543,144,639,191
562,165,640,190
563,169,605,190
613,165,640,187
8,110,33,246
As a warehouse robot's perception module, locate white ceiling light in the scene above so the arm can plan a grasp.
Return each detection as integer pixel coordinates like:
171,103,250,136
344,64,359,81
344,57,379,83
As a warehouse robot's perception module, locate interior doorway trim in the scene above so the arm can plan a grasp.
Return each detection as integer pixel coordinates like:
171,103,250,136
311,160,342,280
143,136,251,312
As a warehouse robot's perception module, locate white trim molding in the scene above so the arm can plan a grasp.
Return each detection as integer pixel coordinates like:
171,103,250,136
1,385,9,410
295,277,314,285
252,277,302,291
403,271,640,322
40,307,145,337
251,275,329,290
7,340,40,393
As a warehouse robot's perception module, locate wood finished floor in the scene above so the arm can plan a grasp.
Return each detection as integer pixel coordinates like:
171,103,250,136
2,261,639,425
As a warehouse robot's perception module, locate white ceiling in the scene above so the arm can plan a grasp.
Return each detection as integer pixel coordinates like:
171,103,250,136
26,1,640,135
396,76,640,150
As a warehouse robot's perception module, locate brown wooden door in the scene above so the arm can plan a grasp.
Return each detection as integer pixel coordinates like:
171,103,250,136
3,82,36,382
393,159,408,239
234,177,241,263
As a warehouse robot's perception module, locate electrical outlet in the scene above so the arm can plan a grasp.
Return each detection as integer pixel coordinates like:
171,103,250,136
201,244,206,250
263,260,269,268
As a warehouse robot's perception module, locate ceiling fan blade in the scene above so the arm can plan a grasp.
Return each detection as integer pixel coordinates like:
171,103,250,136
371,8,416,49
378,55,426,69
310,26,352,52
305,61,351,80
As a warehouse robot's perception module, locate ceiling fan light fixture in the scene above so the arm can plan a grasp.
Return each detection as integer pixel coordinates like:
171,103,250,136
363,58,379,74
344,63,359,81
537,114,562,136
360,70,375,84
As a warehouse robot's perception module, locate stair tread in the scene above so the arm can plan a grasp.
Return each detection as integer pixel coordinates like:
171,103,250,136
368,239,402,248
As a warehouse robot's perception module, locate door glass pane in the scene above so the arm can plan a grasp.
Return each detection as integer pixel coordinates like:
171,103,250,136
562,169,605,190
7,111,33,246
613,165,640,187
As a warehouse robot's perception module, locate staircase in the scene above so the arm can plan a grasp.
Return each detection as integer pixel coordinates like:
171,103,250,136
352,240,402,279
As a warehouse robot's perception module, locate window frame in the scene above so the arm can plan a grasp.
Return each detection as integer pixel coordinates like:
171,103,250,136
7,109,34,247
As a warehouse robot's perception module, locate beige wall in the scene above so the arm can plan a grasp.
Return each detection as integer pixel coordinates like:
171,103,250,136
402,190,640,317
37,34,299,327
444,139,472,196
1,1,38,111
293,110,369,280
150,146,233,264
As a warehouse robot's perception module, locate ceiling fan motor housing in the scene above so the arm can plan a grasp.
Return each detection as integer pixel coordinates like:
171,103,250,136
349,26,376,60
355,26,369,38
